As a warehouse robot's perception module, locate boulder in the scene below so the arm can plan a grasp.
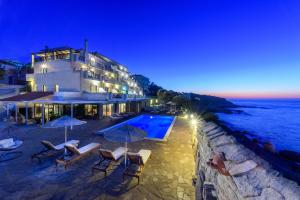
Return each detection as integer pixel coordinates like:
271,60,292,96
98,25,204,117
229,160,258,176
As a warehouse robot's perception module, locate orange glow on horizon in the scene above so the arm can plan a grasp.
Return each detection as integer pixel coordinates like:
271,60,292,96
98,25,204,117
195,91,300,99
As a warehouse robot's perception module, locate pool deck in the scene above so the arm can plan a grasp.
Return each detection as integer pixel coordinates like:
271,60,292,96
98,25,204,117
0,116,195,200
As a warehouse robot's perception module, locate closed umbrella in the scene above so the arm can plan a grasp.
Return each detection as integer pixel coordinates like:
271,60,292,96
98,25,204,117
43,116,86,154
103,124,147,167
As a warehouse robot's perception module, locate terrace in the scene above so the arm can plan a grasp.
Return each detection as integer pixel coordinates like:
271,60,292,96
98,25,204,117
0,116,195,200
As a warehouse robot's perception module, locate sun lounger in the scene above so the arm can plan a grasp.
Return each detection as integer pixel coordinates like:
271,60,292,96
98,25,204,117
31,140,79,163
56,142,100,170
0,138,23,162
108,115,122,121
123,149,151,184
92,147,127,176
113,113,125,117
0,138,23,151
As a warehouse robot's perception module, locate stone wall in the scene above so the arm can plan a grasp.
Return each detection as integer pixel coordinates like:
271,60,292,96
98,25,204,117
194,119,300,200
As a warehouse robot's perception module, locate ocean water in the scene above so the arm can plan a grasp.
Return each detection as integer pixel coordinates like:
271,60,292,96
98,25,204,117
217,99,300,153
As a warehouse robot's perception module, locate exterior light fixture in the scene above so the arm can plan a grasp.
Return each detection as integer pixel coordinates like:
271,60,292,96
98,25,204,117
41,64,47,68
191,119,197,126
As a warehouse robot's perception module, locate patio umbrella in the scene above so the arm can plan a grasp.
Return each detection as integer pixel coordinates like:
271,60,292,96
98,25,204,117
43,116,86,154
103,124,147,167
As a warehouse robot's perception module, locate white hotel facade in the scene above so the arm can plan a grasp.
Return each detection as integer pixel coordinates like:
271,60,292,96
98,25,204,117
1,41,148,124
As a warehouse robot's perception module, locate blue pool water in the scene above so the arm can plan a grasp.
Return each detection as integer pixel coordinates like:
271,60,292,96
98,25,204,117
100,114,176,140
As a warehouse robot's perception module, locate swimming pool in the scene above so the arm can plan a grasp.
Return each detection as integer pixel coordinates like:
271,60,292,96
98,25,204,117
98,114,176,141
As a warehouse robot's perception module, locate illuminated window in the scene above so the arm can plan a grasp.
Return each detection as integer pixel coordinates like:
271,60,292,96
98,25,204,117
90,57,95,65
103,104,113,116
42,68,47,74
119,103,126,113
42,85,47,92
54,84,59,92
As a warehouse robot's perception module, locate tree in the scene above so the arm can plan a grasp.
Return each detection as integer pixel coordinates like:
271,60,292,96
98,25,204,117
0,68,5,80
148,82,162,97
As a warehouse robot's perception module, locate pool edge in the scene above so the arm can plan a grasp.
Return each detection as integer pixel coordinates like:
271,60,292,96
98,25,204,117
97,114,177,142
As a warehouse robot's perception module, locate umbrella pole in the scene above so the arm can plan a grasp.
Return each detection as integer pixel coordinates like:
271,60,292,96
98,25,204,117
64,126,67,155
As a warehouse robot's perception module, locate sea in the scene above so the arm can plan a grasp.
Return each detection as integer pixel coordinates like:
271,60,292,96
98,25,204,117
217,99,300,153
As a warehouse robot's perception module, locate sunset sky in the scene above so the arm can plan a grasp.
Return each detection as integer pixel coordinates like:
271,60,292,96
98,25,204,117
0,0,300,98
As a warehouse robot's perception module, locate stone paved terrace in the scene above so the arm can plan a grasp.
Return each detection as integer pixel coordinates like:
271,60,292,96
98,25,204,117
0,116,195,200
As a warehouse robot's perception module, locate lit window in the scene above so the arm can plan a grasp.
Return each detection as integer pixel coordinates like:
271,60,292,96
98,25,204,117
41,64,47,74
42,85,47,92
54,84,59,92
81,65,87,70
90,57,95,65
42,68,47,74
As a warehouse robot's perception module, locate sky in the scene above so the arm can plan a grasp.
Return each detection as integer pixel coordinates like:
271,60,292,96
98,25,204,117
0,0,300,98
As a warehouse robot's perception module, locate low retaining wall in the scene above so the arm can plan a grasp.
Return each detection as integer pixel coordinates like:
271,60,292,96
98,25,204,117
194,119,300,200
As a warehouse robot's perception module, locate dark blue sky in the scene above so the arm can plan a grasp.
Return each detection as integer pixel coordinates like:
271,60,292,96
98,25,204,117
1,0,300,98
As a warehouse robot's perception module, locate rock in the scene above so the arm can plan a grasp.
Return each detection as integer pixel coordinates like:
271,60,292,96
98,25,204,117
263,142,276,153
206,127,223,136
260,188,284,200
196,117,300,200
232,175,262,197
229,160,257,176
247,188,284,200
278,150,300,162
210,135,236,148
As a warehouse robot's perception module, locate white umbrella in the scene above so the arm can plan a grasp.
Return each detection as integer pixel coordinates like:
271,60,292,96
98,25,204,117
43,116,86,154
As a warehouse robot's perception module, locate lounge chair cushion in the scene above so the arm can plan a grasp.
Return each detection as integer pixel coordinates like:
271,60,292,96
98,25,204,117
128,149,151,165
99,147,127,161
65,144,81,155
42,140,79,151
54,140,79,150
138,150,151,164
41,140,57,150
112,147,127,160
75,143,100,154
0,138,14,148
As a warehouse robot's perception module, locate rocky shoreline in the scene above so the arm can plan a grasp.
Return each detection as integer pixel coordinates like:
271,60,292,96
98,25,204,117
216,119,300,184
194,118,300,200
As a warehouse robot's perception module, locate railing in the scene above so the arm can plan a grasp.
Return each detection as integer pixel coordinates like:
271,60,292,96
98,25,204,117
82,92,109,101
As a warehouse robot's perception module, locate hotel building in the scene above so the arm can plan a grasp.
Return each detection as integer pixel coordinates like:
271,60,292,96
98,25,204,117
1,41,148,124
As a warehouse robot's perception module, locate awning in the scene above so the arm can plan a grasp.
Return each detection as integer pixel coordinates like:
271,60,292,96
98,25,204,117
0,92,53,102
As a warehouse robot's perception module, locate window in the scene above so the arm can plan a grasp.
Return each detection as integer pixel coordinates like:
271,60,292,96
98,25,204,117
119,103,126,113
103,104,113,116
54,84,59,92
42,85,47,92
41,68,47,74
